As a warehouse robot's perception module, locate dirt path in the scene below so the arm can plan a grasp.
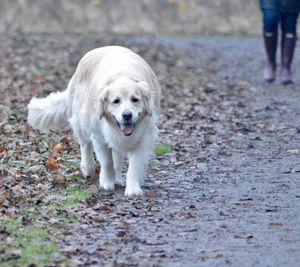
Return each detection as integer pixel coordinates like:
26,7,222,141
0,35,300,267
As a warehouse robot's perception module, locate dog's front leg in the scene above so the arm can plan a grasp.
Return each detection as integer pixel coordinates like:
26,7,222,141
125,149,149,196
93,140,115,191
112,150,124,184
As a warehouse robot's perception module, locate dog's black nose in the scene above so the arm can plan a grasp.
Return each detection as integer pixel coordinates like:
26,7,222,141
122,111,133,121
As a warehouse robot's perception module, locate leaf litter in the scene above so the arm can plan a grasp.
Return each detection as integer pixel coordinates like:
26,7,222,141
0,35,300,266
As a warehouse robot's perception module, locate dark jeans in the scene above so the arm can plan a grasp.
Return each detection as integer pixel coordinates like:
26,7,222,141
262,9,299,33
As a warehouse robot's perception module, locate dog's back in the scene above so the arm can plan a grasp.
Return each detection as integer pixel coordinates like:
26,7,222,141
27,46,161,133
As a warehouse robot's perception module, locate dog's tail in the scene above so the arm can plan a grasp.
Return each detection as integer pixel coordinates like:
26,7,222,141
27,89,71,133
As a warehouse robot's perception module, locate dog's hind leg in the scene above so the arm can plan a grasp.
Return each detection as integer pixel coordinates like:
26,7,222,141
79,142,96,177
93,140,116,191
70,118,96,177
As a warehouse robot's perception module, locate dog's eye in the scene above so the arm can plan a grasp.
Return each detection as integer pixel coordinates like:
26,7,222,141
112,98,120,105
131,96,139,103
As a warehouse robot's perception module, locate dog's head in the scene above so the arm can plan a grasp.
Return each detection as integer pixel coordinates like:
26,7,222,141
99,77,153,136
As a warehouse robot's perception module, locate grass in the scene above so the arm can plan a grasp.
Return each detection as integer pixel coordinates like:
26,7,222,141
0,218,63,267
36,141,49,153
46,204,76,228
67,173,81,181
64,186,91,206
154,144,172,155
0,198,81,266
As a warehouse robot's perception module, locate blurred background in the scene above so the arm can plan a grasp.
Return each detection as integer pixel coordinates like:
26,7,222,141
0,0,262,35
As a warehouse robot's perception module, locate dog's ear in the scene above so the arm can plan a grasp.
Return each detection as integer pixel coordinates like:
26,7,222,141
138,81,153,117
98,88,108,120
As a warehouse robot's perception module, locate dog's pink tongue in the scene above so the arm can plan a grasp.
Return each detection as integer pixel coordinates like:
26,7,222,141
120,124,134,136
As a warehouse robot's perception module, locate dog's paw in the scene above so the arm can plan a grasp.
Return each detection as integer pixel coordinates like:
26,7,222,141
125,186,143,196
100,178,115,191
80,162,96,177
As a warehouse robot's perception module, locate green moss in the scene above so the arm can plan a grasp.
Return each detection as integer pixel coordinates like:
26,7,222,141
0,219,63,266
154,144,172,154
38,203,76,230
65,186,90,206
68,174,81,181
4,218,19,233
18,226,49,240
36,141,48,153
20,242,58,264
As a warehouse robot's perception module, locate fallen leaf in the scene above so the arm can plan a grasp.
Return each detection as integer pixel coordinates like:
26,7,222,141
60,137,69,144
199,251,223,260
116,231,126,237
117,220,131,225
283,168,300,174
269,223,283,228
0,188,8,205
142,239,167,245
98,205,112,213
23,123,31,132
287,149,300,155
45,157,58,171
239,198,253,201
234,233,254,239
0,146,7,153
53,143,65,153
14,151,22,156
265,205,279,212
145,191,157,198
34,74,42,82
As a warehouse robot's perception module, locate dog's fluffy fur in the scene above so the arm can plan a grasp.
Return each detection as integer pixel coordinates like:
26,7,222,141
27,46,161,196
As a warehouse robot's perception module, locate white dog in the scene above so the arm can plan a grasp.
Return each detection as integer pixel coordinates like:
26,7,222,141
27,46,161,196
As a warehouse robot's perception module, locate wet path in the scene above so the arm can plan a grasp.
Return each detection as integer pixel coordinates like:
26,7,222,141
0,35,300,266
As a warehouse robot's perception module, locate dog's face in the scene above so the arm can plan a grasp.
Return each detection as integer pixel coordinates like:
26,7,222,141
100,78,152,136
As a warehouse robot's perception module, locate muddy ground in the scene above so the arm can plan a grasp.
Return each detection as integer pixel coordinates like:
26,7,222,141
0,35,300,267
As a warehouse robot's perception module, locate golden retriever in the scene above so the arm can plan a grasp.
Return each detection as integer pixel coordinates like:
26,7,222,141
27,46,161,196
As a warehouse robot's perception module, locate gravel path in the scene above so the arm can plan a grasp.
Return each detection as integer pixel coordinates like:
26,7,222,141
0,35,300,267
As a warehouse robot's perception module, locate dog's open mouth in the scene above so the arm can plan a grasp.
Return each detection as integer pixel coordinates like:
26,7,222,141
117,122,135,136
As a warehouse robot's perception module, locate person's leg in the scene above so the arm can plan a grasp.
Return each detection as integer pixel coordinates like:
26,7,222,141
280,13,298,84
262,9,280,82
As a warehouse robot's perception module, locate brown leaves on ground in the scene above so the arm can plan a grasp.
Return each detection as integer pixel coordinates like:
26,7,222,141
45,157,58,171
53,143,65,153
0,187,8,206
199,251,223,260
46,137,74,171
1,35,300,267
0,146,7,153
269,223,284,228
53,137,72,153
